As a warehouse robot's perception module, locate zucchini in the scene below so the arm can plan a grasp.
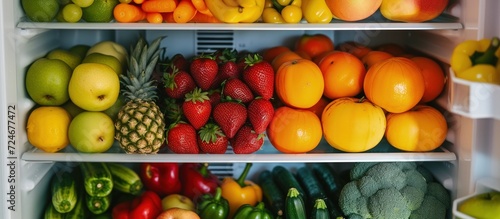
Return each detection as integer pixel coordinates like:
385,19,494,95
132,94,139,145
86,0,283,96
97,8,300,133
80,162,113,197
50,171,78,213
64,190,88,219
86,193,112,215
106,163,143,195
271,166,306,201
311,199,330,219
285,187,306,219
310,164,345,218
296,166,326,203
258,170,286,217
44,203,65,219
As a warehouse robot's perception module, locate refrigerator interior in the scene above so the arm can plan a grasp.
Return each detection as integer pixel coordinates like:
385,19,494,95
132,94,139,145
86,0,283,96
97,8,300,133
1,0,500,218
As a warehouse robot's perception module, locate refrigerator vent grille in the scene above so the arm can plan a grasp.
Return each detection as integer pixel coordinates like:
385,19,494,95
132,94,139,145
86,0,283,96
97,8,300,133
195,30,234,54
208,163,235,179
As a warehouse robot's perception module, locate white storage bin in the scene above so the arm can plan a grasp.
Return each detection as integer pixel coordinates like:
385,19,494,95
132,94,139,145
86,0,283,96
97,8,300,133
448,68,500,120
453,177,500,219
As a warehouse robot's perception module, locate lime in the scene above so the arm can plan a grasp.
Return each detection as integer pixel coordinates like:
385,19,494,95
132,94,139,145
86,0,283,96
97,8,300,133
62,4,83,23
22,0,60,22
81,0,118,22
71,0,94,8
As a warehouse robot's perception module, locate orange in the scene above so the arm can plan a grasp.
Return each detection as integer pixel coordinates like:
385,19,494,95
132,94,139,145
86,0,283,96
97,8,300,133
376,43,406,56
294,34,334,59
361,50,393,69
262,46,291,63
306,96,330,119
26,106,71,153
271,51,303,72
411,56,446,103
337,41,372,59
267,106,322,153
318,51,366,99
327,0,382,21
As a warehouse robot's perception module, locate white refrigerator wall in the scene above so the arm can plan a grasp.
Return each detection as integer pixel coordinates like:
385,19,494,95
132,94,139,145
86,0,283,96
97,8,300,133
2,0,500,218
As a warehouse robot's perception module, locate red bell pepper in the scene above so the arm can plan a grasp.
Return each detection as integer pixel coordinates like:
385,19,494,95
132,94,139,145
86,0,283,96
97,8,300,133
112,190,162,219
139,163,182,197
180,163,220,200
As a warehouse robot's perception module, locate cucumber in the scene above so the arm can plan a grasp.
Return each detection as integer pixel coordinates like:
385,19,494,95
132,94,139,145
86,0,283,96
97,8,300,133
285,187,306,219
64,189,88,219
86,193,112,215
106,163,143,195
272,166,306,201
44,203,65,219
80,162,113,197
258,170,286,217
51,171,79,213
296,166,326,202
311,199,330,219
310,164,345,218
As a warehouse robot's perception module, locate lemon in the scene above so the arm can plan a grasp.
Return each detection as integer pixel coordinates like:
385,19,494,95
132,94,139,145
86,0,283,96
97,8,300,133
68,63,120,111
81,0,118,22
82,53,123,75
62,4,83,23
22,0,60,22
26,106,71,153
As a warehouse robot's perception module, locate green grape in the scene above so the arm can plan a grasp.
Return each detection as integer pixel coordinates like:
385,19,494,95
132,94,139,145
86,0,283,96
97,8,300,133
62,4,82,23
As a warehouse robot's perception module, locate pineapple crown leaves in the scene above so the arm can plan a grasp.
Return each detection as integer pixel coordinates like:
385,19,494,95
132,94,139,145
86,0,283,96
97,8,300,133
120,36,166,101
184,87,210,103
198,123,226,143
244,53,264,67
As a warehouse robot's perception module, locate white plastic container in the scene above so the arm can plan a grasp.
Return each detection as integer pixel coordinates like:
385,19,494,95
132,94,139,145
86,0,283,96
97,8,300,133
453,177,500,219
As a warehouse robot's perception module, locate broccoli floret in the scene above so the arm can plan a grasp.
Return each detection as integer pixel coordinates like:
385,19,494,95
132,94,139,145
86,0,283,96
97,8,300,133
339,182,371,218
416,165,435,182
405,169,428,192
365,162,407,190
426,182,451,208
350,162,378,180
368,188,412,219
357,175,379,197
409,195,447,219
400,186,425,210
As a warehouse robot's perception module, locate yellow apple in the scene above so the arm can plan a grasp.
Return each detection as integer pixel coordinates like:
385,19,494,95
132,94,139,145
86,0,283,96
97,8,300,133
161,194,195,211
68,111,115,153
86,41,128,66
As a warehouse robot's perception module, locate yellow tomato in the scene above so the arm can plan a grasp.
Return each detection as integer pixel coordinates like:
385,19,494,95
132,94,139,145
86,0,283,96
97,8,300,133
262,7,286,23
281,5,302,23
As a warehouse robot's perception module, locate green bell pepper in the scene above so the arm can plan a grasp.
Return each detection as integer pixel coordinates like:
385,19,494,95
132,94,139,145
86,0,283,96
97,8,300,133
197,187,229,219
233,202,274,219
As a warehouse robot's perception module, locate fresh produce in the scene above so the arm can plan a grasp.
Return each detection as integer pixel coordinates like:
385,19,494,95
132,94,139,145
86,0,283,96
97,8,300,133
242,54,275,100
166,122,201,154
321,97,386,152
221,163,263,217
190,55,219,90
86,193,112,215
196,187,230,219
156,207,201,219
114,36,166,154
198,122,229,154
338,162,450,219
337,41,372,59
205,0,265,23
180,163,220,200
326,0,381,21
68,111,115,153
107,163,143,195
80,162,113,197
300,0,332,23
46,48,82,70
223,78,255,103
361,50,394,69
182,88,212,130
451,37,500,84
267,106,322,153
212,101,248,138
295,166,327,211
164,66,197,99
44,203,65,219
295,34,335,60
457,191,500,219
50,171,79,213
86,40,128,66
261,0,302,23
25,58,72,106
309,164,344,218
363,57,425,113
68,63,120,111
247,98,274,134
112,190,163,219
285,187,307,219
21,0,60,22
385,105,448,152
161,194,196,211
81,0,119,22
64,191,88,219
82,52,123,75
258,170,285,217
275,59,324,108
230,124,265,154
140,163,182,197
271,166,305,200
310,199,330,219
26,106,71,153
233,202,274,219
271,51,303,71
380,0,449,22
411,57,446,103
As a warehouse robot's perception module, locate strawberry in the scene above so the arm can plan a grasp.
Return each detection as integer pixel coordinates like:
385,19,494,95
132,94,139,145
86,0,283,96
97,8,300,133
182,88,212,130
164,67,196,99
168,53,189,72
190,55,218,90
207,89,222,108
242,54,275,100
167,122,200,154
211,49,241,89
231,125,265,154
222,78,254,104
247,98,275,134
197,123,229,154
212,101,247,138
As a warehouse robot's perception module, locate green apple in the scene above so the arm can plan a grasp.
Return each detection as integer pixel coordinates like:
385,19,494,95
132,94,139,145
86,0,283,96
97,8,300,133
69,44,91,60
161,194,196,211
458,191,500,219
46,48,82,70
86,41,128,67
68,111,115,153
82,52,123,75
103,95,125,121
62,100,85,118
25,58,72,106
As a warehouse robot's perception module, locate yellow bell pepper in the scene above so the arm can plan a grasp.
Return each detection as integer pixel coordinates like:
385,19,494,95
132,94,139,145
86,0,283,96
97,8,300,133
451,37,500,84
262,0,302,23
220,163,263,218
301,0,332,23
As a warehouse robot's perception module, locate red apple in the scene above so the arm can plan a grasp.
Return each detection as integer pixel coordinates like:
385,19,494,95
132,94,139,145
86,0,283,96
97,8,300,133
156,208,200,219
161,194,195,211
380,0,449,22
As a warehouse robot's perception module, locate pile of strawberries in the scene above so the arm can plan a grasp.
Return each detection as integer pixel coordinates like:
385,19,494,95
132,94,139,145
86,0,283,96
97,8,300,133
160,49,275,154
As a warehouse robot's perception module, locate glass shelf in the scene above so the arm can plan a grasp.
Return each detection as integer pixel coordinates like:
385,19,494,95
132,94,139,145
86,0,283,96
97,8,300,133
21,138,457,163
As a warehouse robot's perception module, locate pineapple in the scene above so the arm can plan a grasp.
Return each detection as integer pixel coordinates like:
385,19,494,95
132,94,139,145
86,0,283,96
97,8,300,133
115,36,166,154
